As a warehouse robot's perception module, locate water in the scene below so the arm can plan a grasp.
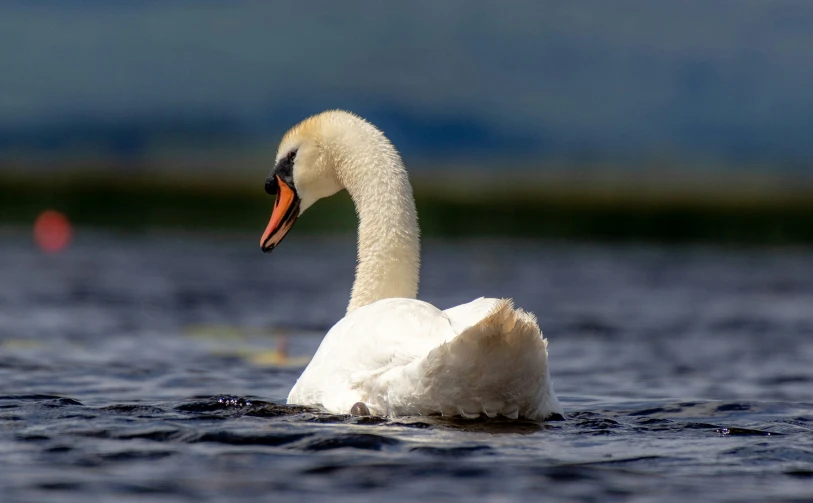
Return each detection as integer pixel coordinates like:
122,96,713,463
2,231,812,502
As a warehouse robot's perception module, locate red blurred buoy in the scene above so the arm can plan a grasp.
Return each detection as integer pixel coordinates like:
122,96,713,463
34,210,73,253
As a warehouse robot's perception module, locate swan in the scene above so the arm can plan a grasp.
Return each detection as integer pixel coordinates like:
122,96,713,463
260,110,563,420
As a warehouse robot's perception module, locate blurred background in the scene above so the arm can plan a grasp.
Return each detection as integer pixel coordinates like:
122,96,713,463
2,0,812,243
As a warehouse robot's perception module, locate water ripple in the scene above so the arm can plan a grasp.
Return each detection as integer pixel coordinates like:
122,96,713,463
2,236,813,502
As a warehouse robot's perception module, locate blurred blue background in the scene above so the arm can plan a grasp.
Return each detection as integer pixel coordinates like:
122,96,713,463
1,0,811,242
1,0,812,170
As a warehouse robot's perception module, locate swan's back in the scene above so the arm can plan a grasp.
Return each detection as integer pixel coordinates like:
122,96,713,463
287,297,563,420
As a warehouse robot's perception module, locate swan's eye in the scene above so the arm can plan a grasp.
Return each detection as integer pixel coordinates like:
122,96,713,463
265,149,298,196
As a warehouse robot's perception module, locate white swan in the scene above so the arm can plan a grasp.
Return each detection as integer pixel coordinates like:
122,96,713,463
260,110,563,420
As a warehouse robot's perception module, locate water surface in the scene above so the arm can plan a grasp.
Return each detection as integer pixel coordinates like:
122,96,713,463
2,232,812,502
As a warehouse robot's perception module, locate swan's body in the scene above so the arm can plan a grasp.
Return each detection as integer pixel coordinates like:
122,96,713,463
261,110,563,421
288,297,561,419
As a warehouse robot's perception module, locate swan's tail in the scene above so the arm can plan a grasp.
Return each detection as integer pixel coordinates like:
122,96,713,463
411,299,562,420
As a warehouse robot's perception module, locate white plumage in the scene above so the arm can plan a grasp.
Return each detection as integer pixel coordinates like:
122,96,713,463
288,297,562,420
261,110,563,421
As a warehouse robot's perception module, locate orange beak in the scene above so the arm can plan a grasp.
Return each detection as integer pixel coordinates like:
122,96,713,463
260,176,301,253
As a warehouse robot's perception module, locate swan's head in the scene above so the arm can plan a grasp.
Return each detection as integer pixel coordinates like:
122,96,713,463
260,111,349,252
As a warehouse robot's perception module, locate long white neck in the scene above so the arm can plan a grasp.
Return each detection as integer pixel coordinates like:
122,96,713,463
330,119,420,312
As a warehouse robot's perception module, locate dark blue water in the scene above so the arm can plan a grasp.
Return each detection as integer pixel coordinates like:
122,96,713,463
1,231,812,502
